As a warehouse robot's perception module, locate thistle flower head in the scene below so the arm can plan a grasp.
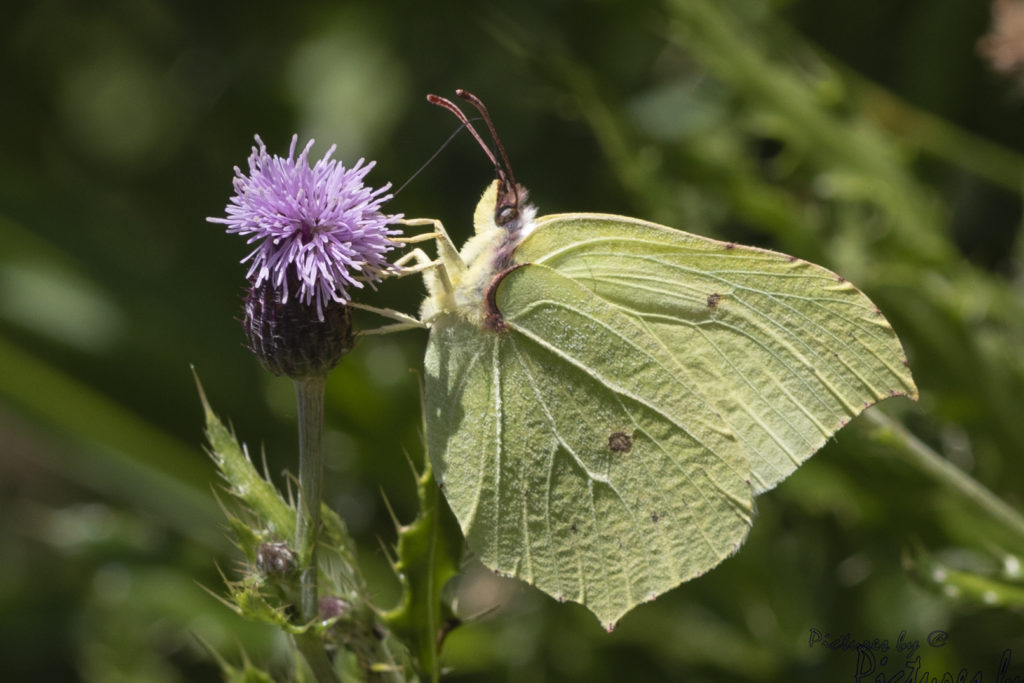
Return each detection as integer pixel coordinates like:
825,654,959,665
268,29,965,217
209,135,401,319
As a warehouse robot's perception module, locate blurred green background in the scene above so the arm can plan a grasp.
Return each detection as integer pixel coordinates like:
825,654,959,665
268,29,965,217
3,0,1024,680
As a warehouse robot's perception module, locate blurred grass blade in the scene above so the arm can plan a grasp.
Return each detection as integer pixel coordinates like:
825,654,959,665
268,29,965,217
0,333,221,546
904,543,1024,608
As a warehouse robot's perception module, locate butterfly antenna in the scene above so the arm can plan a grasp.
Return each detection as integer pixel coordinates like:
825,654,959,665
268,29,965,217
426,94,501,171
427,93,516,202
455,89,519,203
392,119,477,196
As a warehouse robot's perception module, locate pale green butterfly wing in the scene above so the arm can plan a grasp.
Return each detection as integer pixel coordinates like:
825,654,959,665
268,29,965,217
425,265,753,629
422,181,915,627
514,213,918,493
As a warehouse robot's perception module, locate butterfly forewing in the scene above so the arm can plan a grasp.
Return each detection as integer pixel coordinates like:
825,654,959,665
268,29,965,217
515,214,918,493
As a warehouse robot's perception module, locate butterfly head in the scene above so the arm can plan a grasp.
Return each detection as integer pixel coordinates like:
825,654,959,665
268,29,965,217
474,179,537,246
423,91,537,328
494,179,535,234
428,90,536,240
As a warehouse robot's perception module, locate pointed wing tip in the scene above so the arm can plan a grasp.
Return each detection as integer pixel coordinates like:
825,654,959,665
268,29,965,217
902,387,920,402
589,608,625,634
588,589,670,633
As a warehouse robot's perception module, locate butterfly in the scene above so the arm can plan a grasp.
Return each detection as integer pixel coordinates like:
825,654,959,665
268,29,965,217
381,90,916,629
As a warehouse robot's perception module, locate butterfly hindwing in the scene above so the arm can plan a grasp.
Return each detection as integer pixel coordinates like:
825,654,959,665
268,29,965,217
425,264,753,628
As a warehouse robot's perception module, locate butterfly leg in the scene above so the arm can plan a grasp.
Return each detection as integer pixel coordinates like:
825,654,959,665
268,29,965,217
392,217,466,297
349,302,427,335
390,248,439,275
354,217,467,335
357,322,424,336
396,217,459,249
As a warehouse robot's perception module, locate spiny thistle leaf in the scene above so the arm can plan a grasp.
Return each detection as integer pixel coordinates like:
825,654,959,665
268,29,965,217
381,453,464,679
196,637,276,683
227,575,305,634
318,506,365,605
195,371,295,538
222,506,265,564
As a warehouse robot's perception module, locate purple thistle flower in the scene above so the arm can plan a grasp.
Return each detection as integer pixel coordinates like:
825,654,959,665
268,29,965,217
209,135,402,319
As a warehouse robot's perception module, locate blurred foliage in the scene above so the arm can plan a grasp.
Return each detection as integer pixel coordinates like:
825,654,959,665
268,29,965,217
2,0,1024,681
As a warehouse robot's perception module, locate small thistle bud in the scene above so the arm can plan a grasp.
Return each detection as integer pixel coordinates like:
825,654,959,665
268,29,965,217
244,276,355,378
317,595,352,621
256,541,296,575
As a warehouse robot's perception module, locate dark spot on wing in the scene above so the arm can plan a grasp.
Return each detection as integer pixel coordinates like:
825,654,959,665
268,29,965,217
836,275,846,283
608,431,633,453
650,512,659,523
706,293,721,309
724,242,735,250
570,523,578,533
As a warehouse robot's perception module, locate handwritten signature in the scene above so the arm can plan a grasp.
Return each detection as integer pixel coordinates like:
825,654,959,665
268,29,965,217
808,629,1021,682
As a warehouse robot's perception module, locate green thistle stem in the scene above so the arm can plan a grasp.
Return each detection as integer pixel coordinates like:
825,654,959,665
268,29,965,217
296,632,340,683
294,375,340,683
295,375,326,622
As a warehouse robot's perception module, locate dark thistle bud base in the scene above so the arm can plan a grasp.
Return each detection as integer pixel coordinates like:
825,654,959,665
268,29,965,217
243,277,355,378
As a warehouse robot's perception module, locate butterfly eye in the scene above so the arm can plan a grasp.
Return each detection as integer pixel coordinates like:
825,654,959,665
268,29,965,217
497,205,519,225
